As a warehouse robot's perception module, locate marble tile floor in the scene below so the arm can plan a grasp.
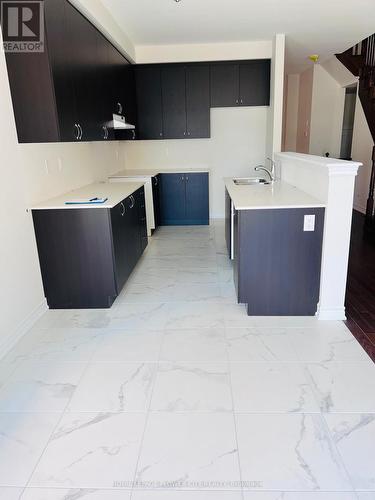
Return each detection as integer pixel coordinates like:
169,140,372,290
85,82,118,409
0,221,374,499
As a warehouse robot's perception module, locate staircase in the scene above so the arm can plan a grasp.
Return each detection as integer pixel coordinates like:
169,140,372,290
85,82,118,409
337,35,375,228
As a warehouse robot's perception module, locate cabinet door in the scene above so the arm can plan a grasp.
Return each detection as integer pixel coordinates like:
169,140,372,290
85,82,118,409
135,187,148,253
210,63,239,107
239,60,271,106
65,1,99,141
135,66,164,139
159,173,186,225
114,62,137,141
33,208,117,308
95,32,113,141
161,65,187,139
111,200,131,292
186,65,210,138
126,193,142,272
185,173,209,225
152,175,161,229
44,0,77,142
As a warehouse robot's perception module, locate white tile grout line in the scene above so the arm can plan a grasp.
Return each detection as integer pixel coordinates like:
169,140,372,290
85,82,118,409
129,325,165,499
226,338,245,500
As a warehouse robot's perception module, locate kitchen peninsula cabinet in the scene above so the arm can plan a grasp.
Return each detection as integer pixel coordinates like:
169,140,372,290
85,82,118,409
32,184,147,309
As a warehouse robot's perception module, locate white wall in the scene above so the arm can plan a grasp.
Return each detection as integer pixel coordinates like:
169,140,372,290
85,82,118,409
122,107,268,218
288,63,350,158
284,74,299,151
0,31,126,357
135,40,272,63
296,67,313,153
352,97,374,213
309,65,345,158
322,56,358,88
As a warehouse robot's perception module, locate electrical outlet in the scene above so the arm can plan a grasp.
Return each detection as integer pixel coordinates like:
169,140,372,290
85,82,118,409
303,214,315,232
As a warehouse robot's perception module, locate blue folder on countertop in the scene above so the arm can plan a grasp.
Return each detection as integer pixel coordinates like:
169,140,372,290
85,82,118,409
65,197,108,205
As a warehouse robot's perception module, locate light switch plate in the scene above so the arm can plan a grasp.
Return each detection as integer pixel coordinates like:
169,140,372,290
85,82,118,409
304,214,315,232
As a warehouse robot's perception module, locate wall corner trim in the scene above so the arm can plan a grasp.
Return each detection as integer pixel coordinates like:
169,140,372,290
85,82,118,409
0,300,48,360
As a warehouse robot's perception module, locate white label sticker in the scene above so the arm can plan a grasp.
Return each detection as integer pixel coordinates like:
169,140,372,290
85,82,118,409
304,214,315,232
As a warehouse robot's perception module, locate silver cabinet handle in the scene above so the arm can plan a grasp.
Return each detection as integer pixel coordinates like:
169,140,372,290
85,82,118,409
103,126,107,139
120,202,125,216
117,102,122,114
78,124,83,140
153,176,158,186
74,123,79,140
129,195,135,209
183,131,186,136
132,130,135,140
159,132,163,137
181,175,184,181
240,98,243,104
186,175,189,181
187,132,191,136
235,99,239,105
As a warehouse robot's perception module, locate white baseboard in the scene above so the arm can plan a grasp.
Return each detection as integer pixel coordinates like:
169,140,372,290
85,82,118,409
317,307,347,321
0,300,48,360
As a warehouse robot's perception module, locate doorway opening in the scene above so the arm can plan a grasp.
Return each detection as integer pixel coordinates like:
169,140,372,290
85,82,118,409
340,85,357,160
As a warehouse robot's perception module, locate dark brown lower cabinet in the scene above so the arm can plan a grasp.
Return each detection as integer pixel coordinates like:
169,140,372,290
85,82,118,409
32,187,147,309
233,207,325,316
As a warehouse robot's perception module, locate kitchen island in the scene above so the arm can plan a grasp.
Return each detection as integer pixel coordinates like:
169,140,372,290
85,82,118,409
224,178,326,316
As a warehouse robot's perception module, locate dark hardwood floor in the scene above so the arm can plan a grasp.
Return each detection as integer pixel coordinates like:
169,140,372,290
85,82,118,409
345,210,375,362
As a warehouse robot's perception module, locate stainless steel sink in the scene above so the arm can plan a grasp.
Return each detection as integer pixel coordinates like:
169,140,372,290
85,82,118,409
233,177,269,185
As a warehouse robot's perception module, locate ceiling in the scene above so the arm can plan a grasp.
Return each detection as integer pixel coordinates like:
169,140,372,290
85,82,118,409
102,0,375,73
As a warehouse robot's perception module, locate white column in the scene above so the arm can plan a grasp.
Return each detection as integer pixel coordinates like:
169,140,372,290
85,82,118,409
267,34,285,158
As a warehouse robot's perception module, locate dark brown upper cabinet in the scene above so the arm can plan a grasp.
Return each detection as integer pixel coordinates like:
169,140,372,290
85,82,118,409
210,60,270,108
161,65,187,139
64,0,100,142
162,64,210,140
114,61,138,141
210,63,240,107
135,65,164,140
239,60,271,106
186,64,210,138
95,31,115,141
136,63,211,140
4,0,135,143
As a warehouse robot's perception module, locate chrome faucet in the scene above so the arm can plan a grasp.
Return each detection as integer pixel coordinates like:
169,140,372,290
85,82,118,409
254,157,276,183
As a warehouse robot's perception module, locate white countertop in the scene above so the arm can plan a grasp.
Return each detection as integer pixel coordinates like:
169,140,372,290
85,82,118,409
224,178,325,210
109,167,210,179
31,182,145,210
